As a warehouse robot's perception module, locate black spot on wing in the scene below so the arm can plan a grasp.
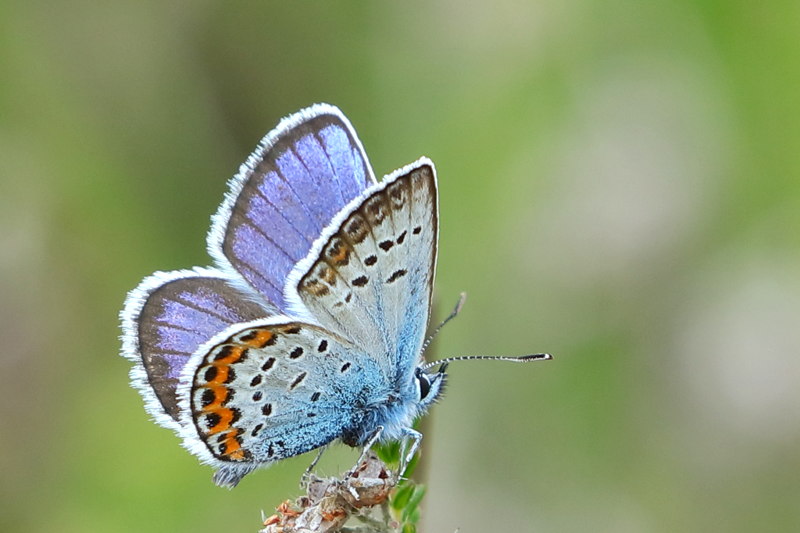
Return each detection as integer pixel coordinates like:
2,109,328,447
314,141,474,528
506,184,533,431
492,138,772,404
289,372,307,389
205,412,221,429
387,269,407,283
201,388,215,407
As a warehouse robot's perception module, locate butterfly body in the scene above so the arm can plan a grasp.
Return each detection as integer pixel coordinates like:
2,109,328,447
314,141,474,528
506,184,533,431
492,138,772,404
121,104,446,487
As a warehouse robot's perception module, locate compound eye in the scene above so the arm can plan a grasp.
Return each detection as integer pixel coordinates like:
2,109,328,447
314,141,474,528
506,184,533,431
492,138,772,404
416,369,432,400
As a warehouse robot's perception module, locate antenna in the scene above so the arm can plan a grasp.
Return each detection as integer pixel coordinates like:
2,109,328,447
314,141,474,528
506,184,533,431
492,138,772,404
420,292,553,371
421,292,467,353
421,353,552,372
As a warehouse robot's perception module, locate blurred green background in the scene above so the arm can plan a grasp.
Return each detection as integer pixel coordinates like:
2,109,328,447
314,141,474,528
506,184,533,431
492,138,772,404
2,1,799,532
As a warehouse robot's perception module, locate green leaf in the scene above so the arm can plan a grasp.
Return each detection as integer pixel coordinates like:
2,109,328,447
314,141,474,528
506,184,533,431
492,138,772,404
374,441,401,465
401,523,416,533
400,485,426,523
391,481,415,511
403,506,421,525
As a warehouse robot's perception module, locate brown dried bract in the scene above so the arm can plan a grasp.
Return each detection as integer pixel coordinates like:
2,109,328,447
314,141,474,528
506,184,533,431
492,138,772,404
260,452,397,533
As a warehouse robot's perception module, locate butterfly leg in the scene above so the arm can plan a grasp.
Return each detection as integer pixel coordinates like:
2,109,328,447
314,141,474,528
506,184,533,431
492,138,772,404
344,425,384,476
399,428,422,475
300,446,328,488
354,425,384,467
337,426,385,501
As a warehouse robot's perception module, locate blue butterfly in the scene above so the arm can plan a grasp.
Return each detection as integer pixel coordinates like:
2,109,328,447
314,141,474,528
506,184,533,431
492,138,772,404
120,104,550,488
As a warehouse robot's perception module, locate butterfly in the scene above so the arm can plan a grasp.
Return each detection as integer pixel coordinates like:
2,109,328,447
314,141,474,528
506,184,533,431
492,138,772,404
120,104,550,488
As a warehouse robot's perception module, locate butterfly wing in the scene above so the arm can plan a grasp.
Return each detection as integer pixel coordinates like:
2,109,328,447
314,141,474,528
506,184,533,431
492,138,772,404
208,104,377,313
121,105,437,489
120,268,269,430
175,321,389,488
123,104,374,428
285,160,438,384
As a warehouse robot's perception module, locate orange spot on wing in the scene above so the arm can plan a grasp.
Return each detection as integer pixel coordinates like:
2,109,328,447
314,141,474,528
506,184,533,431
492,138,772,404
302,279,330,296
215,345,244,364
221,429,245,460
209,364,232,384
329,242,350,264
320,266,336,284
225,442,244,459
206,407,234,434
241,329,274,348
202,385,229,410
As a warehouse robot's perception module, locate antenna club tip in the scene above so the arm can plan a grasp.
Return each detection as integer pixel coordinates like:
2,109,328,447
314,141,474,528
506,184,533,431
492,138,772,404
522,353,553,361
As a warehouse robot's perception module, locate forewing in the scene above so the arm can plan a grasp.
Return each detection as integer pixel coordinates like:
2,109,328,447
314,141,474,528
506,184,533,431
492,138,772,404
286,160,438,383
120,268,267,427
179,321,387,487
209,104,377,312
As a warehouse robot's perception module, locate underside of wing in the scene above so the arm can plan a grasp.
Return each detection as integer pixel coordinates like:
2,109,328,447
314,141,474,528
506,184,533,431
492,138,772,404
286,160,438,383
177,320,390,487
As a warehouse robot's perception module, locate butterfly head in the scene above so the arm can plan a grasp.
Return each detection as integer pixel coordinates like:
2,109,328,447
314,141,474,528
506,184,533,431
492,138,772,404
414,363,448,409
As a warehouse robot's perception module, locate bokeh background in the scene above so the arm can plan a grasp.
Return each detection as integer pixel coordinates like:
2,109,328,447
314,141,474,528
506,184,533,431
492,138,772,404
3,2,799,532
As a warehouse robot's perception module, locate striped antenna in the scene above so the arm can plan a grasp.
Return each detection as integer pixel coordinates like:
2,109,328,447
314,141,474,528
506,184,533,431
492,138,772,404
421,353,552,372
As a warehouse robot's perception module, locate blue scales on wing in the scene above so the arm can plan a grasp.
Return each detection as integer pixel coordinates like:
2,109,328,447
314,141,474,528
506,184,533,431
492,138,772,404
208,105,376,313
184,321,387,488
